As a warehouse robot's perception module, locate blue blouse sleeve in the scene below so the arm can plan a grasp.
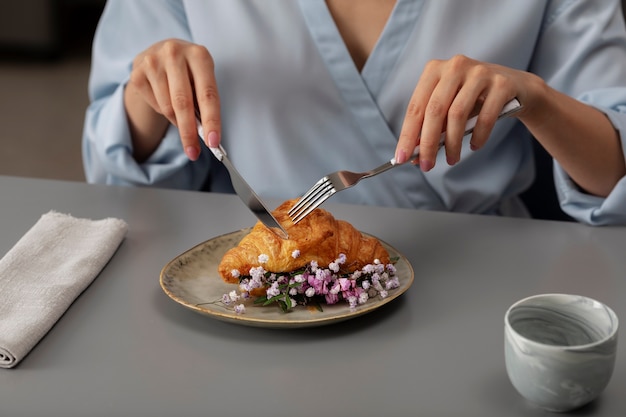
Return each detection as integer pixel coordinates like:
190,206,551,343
81,0,211,189
555,91,626,225
532,0,626,225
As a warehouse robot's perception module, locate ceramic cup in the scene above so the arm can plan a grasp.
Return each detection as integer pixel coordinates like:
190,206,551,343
504,293,618,412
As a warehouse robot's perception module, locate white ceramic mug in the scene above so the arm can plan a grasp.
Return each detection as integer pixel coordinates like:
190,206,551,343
504,293,618,412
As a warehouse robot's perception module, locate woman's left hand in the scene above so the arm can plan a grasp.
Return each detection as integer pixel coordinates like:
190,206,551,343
395,54,533,171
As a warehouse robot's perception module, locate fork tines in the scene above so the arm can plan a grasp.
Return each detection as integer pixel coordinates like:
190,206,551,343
288,176,336,224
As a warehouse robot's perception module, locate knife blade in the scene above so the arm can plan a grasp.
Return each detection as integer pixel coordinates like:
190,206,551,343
196,119,289,239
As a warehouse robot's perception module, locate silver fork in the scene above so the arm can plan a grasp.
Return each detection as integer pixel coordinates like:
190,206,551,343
288,98,522,224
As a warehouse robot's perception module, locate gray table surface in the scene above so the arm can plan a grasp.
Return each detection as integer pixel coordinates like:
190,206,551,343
0,175,624,417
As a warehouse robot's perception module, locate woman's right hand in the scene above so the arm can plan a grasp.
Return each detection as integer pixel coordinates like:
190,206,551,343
124,39,221,162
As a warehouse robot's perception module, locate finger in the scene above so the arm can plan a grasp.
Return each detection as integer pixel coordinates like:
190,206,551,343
396,96,426,165
418,79,463,172
188,46,221,148
395,62,442,165
130,54,171,123
165,56,200,161
468,88,512,151
443,86,487,166
145,67,178,127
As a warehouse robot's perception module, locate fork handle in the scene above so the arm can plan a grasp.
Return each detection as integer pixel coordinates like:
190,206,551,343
390,98,522,165
361,160,396,179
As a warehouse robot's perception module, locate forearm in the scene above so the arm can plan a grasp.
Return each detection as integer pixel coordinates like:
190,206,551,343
518,79,626,198
123,81,170,163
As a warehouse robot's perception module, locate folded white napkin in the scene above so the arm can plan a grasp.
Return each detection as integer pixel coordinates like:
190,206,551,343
0,211,128,368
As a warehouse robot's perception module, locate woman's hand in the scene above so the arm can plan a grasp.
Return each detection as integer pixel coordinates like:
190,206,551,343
124,39,221,162
395,54,531,171
395,54,625,198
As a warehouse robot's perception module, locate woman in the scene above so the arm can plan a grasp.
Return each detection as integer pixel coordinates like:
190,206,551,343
83,0,626,225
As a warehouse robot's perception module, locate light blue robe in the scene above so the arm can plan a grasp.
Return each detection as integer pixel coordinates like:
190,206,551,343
83,0,626,225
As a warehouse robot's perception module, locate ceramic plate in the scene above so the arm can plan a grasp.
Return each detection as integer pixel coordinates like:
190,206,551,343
160,228,414,328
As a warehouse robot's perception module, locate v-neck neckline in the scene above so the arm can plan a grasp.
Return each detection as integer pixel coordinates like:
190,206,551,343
361,0,424,96
298,0,423,142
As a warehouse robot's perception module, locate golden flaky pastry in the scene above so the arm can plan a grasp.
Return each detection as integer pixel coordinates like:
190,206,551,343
218,199,390,283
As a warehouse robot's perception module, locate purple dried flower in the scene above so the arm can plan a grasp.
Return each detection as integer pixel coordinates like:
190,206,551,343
250,266,265,281
221,293,232,305
363,264,375,274
316,268,331,282
266,282,280,298
386,277,400,290
358,292,369,304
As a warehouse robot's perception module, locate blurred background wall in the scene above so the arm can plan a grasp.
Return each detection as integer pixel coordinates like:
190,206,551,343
0,0,105,182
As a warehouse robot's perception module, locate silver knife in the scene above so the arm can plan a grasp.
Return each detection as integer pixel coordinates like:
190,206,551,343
196,119,289,239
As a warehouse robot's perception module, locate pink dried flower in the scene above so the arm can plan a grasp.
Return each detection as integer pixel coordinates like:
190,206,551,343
338,278,352,291
325,293,339,305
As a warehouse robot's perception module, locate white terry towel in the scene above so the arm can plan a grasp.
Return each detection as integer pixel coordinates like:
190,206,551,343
0,211,128,368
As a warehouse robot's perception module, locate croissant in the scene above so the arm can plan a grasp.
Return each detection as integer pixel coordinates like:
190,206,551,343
218,199,390,283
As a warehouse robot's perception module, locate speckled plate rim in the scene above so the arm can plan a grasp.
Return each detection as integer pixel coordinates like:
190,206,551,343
160,228,414,328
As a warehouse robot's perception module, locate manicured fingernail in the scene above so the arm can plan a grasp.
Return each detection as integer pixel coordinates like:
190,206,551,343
420,159,433,172
207,131,219,148
446,155,458,166
186,145,200,161
395,149,407,164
